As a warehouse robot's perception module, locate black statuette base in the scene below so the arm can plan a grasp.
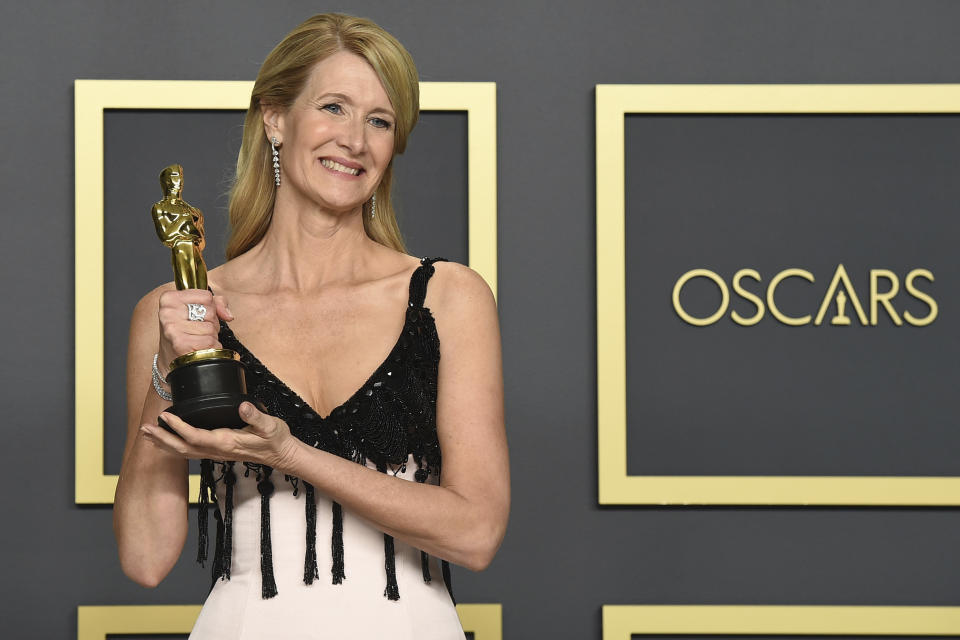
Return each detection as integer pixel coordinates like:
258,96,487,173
166,357,254,429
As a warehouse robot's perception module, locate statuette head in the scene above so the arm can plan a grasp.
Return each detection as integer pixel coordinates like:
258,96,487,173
159,164,184,195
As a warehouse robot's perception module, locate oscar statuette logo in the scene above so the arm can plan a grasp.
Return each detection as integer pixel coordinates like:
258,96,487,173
152,164,254,428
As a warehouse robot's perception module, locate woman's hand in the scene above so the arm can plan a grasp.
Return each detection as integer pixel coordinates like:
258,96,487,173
156,289,234,378
141,402,300,471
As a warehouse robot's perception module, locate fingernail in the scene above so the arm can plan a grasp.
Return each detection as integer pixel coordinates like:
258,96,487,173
240,402,253,418
227,306,235,320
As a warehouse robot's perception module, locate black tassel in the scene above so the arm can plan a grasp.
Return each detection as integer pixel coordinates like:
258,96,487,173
197,459,213,566
286,474,300,496
331,501,345,584
383,533,400,600
304,482,319,585
209,505,225,591
421,551,432,583
222,462,235,580
413,467,431,583
375,461,399,600
442,560,455,605
257,466,278,598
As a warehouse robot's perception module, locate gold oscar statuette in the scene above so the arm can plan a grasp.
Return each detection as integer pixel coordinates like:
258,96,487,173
151,164,254,429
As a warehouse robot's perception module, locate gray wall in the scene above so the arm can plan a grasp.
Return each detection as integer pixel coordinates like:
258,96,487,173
3,1,960,638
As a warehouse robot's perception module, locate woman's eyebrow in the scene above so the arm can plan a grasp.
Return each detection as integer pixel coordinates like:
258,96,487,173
371,106,396,118
317,91,351,103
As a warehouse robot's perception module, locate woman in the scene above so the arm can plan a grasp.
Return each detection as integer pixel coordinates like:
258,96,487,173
113,13,509,639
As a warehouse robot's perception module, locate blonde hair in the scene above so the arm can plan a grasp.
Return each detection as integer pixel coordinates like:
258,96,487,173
226,13,419,259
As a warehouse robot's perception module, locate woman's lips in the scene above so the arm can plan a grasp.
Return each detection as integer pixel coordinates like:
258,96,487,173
320,157,363,176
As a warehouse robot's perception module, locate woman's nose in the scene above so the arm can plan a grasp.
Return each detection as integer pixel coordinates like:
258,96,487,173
336,117,365,153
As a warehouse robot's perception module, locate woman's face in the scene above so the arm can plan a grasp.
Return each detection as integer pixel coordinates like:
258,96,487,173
268,50,396,215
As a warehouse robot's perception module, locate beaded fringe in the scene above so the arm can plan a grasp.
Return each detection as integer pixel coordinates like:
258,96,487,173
303,483,319,584
376,462,400,600
197,462,457,604
222,462,235,579
197,459,212,566
414,469,433,583
332,501,345,584
383,532,400,600
442,560,455,605
257,466,278,598
421,551,432,583
210,507,225,591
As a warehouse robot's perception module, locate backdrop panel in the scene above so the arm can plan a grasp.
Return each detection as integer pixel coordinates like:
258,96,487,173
4,2,960,639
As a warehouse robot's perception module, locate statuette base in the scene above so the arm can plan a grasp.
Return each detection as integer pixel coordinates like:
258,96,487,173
165,355,255,429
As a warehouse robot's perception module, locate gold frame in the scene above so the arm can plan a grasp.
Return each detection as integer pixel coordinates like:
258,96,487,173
596,84,960,505
74,79,497,504
78,603,502,639
602,605,960,639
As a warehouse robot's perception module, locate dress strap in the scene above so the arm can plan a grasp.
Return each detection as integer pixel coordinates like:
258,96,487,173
407,256,448,309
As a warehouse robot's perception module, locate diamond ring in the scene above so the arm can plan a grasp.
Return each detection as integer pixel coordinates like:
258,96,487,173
187,303,208,322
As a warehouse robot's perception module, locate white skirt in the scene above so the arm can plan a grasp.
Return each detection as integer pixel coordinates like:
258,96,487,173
189,457,465,640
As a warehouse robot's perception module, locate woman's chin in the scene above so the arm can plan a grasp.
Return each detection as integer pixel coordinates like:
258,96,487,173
281,189,367,216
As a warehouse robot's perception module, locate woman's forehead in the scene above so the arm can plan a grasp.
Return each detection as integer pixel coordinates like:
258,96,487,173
300,51,390,107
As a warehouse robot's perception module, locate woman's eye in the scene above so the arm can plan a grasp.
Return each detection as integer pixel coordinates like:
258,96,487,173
369,117,392,129
322,103,342,114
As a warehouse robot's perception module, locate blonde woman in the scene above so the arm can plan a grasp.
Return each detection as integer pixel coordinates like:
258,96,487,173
114,13,509,638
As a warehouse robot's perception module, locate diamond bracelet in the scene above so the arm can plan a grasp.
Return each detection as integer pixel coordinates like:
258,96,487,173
152,353,173,402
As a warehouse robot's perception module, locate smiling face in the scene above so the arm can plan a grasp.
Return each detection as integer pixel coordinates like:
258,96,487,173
265,50,396,216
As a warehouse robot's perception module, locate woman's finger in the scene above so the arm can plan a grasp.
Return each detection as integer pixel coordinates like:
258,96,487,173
142,422,190,457
179,319,219,336
239,402,273,432
214,295,235,321
159,411,206,445
151,414,233,459
163,313,222,356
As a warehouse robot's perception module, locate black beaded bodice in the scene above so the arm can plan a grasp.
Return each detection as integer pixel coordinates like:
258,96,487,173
220,258,445,479
196,257,453,603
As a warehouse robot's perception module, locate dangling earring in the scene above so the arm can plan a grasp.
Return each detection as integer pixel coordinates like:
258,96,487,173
370,193,377,219
271,136,280,186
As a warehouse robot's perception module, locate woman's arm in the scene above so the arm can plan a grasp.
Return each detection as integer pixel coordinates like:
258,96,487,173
114,285,232,586
145,262,510,571
113,285,189,587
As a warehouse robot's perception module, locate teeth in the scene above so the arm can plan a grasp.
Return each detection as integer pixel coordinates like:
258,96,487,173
321,159,361,175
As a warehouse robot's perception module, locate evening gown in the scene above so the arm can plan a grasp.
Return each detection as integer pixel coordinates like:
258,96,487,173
188,257,465,640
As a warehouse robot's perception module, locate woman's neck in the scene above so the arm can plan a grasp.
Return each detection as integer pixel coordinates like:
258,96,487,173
234,198,379,294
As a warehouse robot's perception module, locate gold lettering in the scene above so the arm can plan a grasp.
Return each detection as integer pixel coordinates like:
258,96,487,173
869,269,902,326
904,268,938,326
731,269,765,326
767,268,814,326
673,269,729,326
814,264,868,326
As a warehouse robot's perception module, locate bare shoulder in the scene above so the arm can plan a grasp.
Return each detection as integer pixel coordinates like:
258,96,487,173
428,258,494,302
425,260,498,335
